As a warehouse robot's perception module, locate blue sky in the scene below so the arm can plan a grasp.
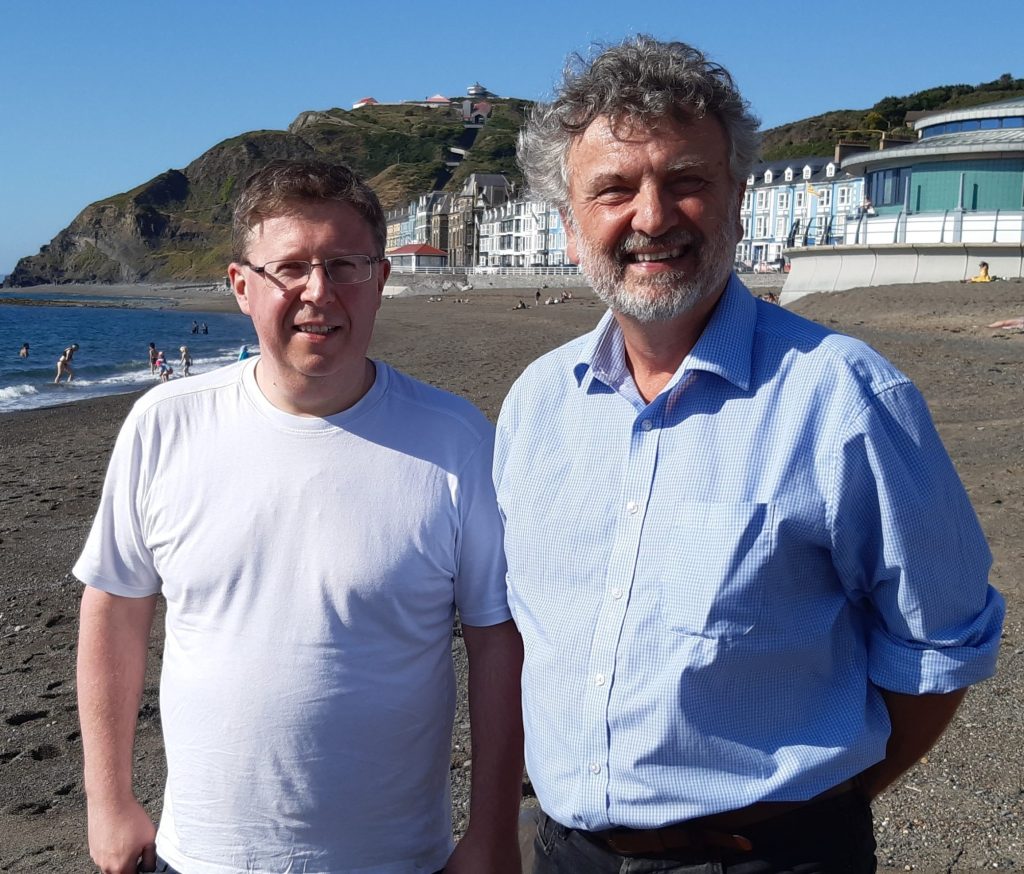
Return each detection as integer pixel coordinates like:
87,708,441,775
2,0,1022,276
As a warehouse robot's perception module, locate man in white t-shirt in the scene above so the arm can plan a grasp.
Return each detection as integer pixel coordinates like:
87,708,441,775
75,159,524,874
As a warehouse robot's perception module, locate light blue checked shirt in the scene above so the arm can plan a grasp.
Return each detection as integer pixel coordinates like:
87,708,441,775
494,275,1003,831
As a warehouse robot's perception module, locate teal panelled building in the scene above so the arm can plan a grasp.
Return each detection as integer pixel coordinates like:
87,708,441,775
844,97,1024,220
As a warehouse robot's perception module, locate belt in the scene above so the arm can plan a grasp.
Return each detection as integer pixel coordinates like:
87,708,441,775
579,778,857,857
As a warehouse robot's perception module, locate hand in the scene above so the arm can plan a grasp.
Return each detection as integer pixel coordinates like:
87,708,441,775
444,825,522,874
87,796,157,874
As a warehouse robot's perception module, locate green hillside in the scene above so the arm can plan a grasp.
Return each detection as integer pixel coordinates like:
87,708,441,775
6,76,1021,286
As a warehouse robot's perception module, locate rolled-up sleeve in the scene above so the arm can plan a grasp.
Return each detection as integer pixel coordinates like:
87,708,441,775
828,380,1004,694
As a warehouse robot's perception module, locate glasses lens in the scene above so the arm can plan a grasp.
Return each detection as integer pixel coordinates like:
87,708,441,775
324,256,372,284
263,260,311,289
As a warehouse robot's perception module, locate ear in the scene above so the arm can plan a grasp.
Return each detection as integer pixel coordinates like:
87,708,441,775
375,258,391,309
228,263,251,315
559,209,579,264
734,182,747,240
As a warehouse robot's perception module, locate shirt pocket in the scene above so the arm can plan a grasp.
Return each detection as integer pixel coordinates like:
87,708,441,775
658,501,775,639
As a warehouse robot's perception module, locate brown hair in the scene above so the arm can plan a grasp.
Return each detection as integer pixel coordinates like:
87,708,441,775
231,159,386,260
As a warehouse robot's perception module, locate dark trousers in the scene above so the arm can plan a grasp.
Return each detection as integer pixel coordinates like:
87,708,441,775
151,856,444,873
532,790,877,874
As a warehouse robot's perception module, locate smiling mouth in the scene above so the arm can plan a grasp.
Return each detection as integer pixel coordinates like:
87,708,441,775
295,325,338,335
630,247,688,263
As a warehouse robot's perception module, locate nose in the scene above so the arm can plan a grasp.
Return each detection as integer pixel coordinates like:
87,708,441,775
299,262,334,303
631,183,678,238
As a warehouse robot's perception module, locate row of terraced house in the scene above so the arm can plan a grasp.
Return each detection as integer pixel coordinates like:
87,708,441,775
381,95,1024,278
382,157,868,274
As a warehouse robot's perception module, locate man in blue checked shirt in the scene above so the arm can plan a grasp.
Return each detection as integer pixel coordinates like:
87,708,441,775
496,36,1005,874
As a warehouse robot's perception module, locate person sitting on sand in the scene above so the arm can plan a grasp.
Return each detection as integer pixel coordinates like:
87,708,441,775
54,343,78,384
969,261,992,283
148,342,159,374
513,299,527,310
19,342,29,358
179,345,192,376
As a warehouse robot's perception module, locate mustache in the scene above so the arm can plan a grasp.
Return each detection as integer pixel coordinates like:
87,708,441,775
616,230,700,258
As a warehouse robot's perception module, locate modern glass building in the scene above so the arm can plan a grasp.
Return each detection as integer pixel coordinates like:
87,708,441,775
843,97,1024,223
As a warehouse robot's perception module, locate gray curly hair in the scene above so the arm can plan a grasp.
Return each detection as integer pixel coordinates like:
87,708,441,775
518,36,761,211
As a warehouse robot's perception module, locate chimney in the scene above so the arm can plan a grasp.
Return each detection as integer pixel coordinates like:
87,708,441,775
834,141,873,163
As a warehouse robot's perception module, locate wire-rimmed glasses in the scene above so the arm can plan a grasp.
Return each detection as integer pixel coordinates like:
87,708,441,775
244,255,385,289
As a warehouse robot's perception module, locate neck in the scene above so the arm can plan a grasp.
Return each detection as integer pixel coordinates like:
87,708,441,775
254,358,376,417
616,285,725,403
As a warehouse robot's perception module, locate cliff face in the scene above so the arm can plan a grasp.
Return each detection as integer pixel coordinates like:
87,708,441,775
6,103,524,286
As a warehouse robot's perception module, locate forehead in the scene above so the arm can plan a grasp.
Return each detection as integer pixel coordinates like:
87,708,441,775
567,113,730,186
246,200,375,254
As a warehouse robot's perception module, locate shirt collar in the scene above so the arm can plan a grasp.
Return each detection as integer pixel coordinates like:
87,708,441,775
574,273,756,397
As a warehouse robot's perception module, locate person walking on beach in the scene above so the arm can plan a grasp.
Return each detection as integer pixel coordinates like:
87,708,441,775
178,345,192,376
54,343,78,383
19,342,29,358
76,159,523,874
147,342,158,375
496,36,1004,873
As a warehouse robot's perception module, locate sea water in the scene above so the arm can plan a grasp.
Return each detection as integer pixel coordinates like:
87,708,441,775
0,297,258,413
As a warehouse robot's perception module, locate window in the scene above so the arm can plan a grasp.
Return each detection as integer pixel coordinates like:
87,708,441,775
819,189,832,208
795,191,805,210
803,166,812,180
756,191,767,209
777,192,789,210
764,170,773,184
743,191,752,211
826,163,835,178
866,167,911,207
784,168,794,182
837,187,850,207
747,174,755,186
775,218,786,238
755,216,767,237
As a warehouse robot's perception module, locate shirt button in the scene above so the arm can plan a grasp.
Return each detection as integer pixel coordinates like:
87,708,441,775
610,587,623,600
589,763,601,774
595,673,606,686
626,500,639,515
641,419,653,431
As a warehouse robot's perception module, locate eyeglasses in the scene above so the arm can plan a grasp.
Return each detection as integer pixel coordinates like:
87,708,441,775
244,255,384,289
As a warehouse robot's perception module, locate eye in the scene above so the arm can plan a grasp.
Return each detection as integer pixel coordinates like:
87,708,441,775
268,260,309,280
669,176,708,195
593,185,633,204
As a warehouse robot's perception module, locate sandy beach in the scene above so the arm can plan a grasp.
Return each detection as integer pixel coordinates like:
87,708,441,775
1,278,1023,872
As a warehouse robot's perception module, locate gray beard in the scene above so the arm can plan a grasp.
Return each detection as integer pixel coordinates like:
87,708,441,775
575,224,736,324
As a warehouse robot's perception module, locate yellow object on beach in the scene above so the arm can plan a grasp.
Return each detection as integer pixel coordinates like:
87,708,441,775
969,263,991,282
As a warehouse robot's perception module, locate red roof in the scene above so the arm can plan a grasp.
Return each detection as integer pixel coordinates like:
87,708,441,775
388,244,447,256
426,94,449,103
353,97,378,106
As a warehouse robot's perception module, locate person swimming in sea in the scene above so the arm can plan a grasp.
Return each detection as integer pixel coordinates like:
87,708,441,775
19,343,29,358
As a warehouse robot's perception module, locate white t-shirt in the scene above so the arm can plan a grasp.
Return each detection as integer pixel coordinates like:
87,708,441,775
74,359,510,874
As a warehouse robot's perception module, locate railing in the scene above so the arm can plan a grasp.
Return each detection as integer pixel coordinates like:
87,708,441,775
388,265,581,276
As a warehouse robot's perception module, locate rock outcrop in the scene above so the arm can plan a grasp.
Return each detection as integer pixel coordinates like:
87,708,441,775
6,103,526,286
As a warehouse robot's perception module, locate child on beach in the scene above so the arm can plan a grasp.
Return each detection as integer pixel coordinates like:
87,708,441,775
148,342,159,374
179,345,192,376
54,343,78,384
156,351,173,382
